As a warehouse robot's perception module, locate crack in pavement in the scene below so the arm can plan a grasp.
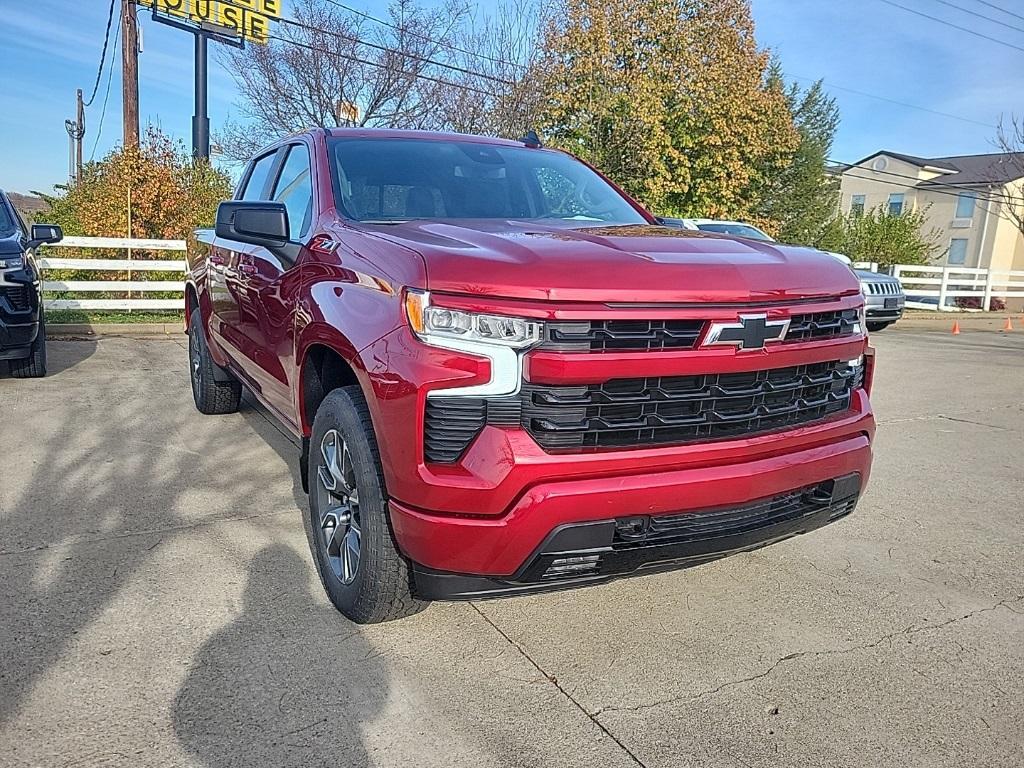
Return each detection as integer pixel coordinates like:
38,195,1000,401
877,403,1023,426
590,595,1024,719
469,603,649,768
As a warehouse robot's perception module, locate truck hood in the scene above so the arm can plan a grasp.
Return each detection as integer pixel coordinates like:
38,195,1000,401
366,221,860,304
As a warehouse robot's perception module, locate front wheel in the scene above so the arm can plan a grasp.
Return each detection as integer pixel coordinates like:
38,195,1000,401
305,386,426,624
867,321,893,332
9,320,47,378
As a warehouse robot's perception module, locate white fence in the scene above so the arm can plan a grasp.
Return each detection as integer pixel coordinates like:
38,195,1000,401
34,238,1024,314
39,237,187,311
890,265,1024,312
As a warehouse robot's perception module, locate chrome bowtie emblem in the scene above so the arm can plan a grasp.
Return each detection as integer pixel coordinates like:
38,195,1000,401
702,314,790,351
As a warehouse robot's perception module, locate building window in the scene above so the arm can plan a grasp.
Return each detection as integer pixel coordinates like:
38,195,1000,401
851,194,865,216
948,238,968,265
887,193,904,216
955,192,977,219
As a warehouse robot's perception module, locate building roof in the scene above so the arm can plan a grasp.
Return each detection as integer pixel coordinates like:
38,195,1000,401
852,150,1024,187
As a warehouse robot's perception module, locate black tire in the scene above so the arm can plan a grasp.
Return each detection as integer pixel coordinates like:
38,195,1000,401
188,312,241,414
305,385,427,624
9,320,47,378
867,321,892,332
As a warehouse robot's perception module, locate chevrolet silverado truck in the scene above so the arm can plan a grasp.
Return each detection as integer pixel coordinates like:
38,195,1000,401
186,129,875,624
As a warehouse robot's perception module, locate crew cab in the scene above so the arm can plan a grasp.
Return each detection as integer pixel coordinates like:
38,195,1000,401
186,129,875,623
0,189,62,377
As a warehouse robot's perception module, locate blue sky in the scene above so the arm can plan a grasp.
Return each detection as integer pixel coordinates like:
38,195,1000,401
2,0,1021,194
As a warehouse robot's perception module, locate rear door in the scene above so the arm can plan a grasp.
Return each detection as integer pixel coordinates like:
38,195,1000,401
227,141,314,426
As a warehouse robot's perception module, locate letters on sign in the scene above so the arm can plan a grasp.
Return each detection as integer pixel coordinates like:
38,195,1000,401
138,0,281,44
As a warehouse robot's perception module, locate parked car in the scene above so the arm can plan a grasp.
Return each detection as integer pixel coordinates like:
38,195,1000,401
186,129,875,623
0,189,62,377
659,218,905,331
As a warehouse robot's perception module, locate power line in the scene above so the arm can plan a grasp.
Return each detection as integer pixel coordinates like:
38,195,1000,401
213,0,517,88
927,0,1024,35
269,12,516,85
84,0,117,107
968,0,1024,24
876,0,1024,53
259,28,498,97
322,0,527,71
790,74,997,129
90,20,120,161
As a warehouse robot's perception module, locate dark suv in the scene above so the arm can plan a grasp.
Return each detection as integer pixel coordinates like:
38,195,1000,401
0,189,62,377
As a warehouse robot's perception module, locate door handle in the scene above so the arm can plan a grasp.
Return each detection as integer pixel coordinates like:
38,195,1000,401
238,259,258,277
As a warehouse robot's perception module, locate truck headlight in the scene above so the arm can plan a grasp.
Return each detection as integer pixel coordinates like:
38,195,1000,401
405,289,541,397
0,254,25,270
405,290,541,349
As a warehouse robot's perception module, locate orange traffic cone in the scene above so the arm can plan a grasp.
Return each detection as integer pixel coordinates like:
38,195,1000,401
1003,316,1014,332
951,320,961,335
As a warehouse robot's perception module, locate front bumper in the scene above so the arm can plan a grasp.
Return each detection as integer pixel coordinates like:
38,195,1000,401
389,395,873,590
411,472,863,599
864,294,905,322
0,269,41,357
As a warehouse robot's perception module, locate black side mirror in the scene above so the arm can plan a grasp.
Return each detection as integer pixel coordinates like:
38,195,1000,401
215,201,299,263
216,201,288,244
27,223,63,250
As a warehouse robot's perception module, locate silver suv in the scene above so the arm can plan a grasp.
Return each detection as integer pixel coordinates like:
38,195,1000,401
857,271,905,332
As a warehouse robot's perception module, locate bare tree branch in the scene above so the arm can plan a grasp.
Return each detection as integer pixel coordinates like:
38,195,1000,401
215,0,543,160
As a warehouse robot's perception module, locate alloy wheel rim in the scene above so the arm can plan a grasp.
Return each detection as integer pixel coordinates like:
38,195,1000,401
189,330,201,391
315,429,362,585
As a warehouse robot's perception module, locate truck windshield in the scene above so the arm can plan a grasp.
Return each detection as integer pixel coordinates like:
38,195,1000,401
328,137,648,225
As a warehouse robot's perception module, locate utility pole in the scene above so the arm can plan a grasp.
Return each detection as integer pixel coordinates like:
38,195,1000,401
75,88,84,178
121,0,139,148
193,31,209,160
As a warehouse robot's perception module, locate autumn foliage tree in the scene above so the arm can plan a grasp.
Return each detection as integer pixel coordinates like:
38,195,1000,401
535,0,799,221
45,127,232,241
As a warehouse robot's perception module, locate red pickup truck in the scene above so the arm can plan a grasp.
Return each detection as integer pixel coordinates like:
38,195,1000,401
186,128,875,623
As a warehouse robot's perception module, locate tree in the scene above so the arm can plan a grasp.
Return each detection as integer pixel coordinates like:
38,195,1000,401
752,65,840,245
43,127,231,240
818,205,942,268
534,0,799,219
992,116,1024,236
218,0,474,160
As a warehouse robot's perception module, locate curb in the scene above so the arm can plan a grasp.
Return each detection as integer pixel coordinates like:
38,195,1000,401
48,323,185,338
895,313,1022,331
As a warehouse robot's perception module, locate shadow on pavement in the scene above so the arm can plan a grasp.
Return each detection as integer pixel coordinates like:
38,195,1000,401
172,544,385,767
0,341,292,729
0,337,97,378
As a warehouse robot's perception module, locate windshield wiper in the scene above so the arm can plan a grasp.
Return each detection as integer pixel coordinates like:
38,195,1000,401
360,219,410,225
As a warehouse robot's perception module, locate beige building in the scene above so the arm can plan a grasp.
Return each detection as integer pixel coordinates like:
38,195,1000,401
838,151,1024,271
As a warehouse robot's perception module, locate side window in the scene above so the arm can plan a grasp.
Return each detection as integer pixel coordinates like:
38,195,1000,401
271,144,313,240
240,151,279,201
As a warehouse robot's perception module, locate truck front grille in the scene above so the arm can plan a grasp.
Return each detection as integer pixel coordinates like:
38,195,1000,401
0,285,31,311
542,319,705,351
863,281,901,296
521,360,860,451
542,308,858,352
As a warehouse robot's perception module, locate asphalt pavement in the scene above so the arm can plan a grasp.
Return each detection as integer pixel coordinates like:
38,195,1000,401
1,326,1022,767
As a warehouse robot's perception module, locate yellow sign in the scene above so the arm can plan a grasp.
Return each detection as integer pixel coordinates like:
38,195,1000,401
138,0,281,44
